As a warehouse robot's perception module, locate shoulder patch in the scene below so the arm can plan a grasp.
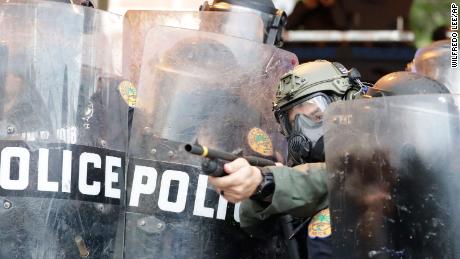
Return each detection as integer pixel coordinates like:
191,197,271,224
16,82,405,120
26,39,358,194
118,80,137,107
247,128,273,157
308,208,332,239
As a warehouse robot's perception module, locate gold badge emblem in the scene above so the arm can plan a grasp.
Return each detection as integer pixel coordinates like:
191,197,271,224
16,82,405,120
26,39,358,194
118,80,137,107
247,128,273,157
308,208,332,239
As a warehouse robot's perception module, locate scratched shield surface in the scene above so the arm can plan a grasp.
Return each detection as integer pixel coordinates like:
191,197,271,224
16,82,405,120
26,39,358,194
123,10,264,89
126,25,297,258
325,95,460,259
0,2,127,258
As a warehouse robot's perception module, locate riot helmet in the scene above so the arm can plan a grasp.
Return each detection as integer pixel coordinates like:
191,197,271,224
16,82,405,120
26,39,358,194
200,0,287,46
273,60,369,165
408,40,460,94
70,0,93,7
367,71,450,97
40,0,94,7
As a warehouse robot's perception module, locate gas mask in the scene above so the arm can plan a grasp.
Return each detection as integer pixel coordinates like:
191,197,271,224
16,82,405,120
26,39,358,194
276,94,330,165
272,61,370,165
288,114,325,164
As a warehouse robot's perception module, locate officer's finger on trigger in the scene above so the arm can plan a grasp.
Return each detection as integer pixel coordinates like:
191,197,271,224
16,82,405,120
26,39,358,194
213,185,221,195
223,193,239,204
224,158,249,174
208,176,224,189
208,173,241,189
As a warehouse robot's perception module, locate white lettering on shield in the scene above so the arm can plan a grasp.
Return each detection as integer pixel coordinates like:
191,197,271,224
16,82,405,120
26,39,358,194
61,150,73,193
0,145,239,223
105,156,122,199
158,170,189,213
0,147,30,190
129,165,158,206
194,174,215,218
129,164,240,222
0,147,122,199
79,152,102,196
194,175,230,220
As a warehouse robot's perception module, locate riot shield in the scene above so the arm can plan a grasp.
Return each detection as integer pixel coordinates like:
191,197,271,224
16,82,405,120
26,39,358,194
324,95,460,258
411,40,460,94
0,2,126,258
123,10,265,88
127,26,298,258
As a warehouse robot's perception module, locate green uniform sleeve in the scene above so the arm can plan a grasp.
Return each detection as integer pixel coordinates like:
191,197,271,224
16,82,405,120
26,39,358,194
239,163,329,228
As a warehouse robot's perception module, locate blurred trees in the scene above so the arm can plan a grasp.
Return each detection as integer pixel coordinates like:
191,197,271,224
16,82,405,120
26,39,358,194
410,0,452,47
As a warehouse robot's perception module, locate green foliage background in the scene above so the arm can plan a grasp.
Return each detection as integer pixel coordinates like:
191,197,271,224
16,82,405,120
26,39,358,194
410,0,455,47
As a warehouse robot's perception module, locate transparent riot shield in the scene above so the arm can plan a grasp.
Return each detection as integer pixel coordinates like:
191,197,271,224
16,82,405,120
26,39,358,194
127,26,298,258
411,40,460,94
0,2,126,258
324,95,460,258
123,10,264,88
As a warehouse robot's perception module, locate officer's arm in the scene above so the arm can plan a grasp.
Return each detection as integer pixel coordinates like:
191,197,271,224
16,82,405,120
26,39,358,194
239,163,328,228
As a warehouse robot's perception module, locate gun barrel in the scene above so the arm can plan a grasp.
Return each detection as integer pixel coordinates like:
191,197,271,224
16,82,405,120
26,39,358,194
184,144,206,156
245,156,276,167
184,144,237,161
185,144,276,169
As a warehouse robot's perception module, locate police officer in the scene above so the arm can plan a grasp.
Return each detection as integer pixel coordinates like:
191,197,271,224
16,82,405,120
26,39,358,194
209,60,368,258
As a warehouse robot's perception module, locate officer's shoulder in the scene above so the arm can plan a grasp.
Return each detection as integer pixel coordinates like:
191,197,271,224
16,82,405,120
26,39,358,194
293,162,327,174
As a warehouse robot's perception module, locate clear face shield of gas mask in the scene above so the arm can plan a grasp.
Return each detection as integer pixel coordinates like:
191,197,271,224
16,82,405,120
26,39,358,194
277,94,331,164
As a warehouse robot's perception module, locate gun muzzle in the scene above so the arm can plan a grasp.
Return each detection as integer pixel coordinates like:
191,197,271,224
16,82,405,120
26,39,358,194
184,144,237,161
184,144,207,156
